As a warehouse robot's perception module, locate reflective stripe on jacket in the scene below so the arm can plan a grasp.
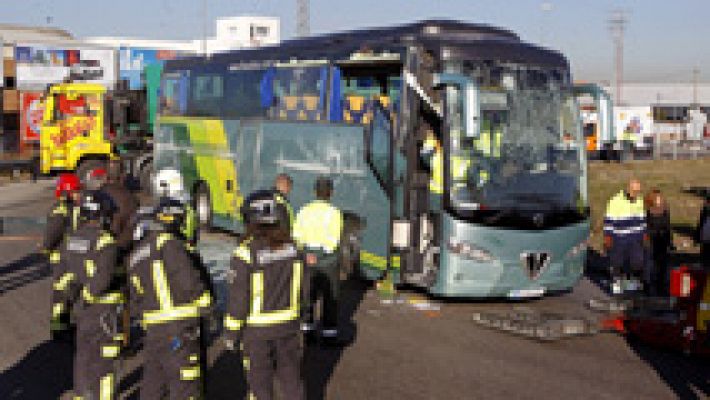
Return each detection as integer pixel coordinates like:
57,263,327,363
603,190,646,239
293,200,343,253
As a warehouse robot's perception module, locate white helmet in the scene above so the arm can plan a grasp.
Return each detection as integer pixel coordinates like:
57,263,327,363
153,168,189,202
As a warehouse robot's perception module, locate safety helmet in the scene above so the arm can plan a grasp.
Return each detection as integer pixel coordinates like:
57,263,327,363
154,197,187,233
78,190,114,223
55,173,82,200
154,168,187,202
241,190,280,226
85,167,107,191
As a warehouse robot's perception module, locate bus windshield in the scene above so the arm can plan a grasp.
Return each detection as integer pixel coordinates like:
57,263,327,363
445,61,587,228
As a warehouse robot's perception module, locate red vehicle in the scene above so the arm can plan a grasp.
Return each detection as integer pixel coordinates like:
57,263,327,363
620,266,710,356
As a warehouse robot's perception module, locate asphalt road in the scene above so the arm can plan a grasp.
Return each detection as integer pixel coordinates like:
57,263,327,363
0,179,707,399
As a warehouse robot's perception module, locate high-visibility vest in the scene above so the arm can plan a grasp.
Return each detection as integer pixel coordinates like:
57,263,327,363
603,190,646,239
293,200,343,253
429,150,471,195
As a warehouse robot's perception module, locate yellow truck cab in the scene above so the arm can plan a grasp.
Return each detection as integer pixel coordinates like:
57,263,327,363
40,83,113,178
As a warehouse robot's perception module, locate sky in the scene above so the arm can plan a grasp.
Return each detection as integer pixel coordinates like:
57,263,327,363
2,0,708,83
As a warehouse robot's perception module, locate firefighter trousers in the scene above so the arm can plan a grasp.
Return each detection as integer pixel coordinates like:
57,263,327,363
243,334,304,400
142,322,203,399
305,253,340,331
74,307,118,400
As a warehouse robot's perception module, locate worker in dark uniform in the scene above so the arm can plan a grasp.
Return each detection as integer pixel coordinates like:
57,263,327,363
100,159,139,253
293,177,343,344
127,199,212,399
53,190,124,399
46,173,83,337
223,190,307,400
154,168,199,246
272,173,294,233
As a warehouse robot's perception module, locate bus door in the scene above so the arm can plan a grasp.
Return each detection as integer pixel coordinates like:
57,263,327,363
398,49,443,288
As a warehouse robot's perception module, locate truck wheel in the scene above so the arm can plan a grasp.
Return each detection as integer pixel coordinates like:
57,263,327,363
76,160,106,186
194,185,212,228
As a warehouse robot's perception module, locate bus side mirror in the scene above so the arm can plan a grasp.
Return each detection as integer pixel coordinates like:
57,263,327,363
434,73,480,138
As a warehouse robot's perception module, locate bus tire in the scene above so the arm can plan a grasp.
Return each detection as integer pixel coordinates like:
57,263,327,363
76,159,106,185
194,184,212,228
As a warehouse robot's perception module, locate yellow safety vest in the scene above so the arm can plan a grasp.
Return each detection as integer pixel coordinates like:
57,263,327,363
293,200,343,253
429,150,471,195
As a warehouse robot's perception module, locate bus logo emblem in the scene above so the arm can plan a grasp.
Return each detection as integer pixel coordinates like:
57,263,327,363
520,252,551,280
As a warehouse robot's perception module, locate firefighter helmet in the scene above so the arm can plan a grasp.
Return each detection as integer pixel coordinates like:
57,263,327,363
154,168,188,201
55,173,82,200
241,190,280,226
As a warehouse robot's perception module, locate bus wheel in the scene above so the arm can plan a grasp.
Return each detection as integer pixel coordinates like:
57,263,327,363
194,184,212,228
340,233,361,281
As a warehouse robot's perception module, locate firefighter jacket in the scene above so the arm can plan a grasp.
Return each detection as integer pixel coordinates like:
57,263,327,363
603,190,646,241
224,237,308,342
127,230,212,330
44,200,80,254
52,226,122,321
100,182,139,251
293,200,343,254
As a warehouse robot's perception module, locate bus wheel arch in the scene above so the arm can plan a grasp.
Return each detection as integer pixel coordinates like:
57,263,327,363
193,181,212,228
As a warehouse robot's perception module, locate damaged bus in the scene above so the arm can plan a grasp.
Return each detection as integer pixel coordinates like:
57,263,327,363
155,20,589,298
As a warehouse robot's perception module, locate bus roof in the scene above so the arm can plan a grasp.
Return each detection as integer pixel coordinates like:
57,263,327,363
165,19,568,71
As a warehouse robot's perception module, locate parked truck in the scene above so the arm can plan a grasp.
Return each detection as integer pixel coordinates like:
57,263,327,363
38,65,161,186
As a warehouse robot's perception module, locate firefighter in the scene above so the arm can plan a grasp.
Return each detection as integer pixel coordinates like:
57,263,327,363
45,173,83,253
100,159,139,253
154,168,198,246
293,177,343,344
272,173,294,232
127,198,212,399
46,173,83,337
223,190,307,400
604,178,647,295
52,190,124,399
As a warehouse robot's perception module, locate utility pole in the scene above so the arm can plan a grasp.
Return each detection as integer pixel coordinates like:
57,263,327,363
202,0,208,56
297,0,310,37
692,67,699,108
540,2,553,46
609,10,627,107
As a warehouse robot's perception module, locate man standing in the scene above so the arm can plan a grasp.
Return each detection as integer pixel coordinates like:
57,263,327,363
224,190,306,400
293,177,343,344
273,173,294,232
604,178,647,295
100,160,139,252
127,199,212,399
53,191,124,399
46,173,83,338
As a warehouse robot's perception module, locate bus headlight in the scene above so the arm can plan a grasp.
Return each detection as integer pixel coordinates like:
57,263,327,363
566,239,588,258
447,239,495,263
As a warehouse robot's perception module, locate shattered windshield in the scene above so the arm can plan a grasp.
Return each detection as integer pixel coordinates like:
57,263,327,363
444,61,588,226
